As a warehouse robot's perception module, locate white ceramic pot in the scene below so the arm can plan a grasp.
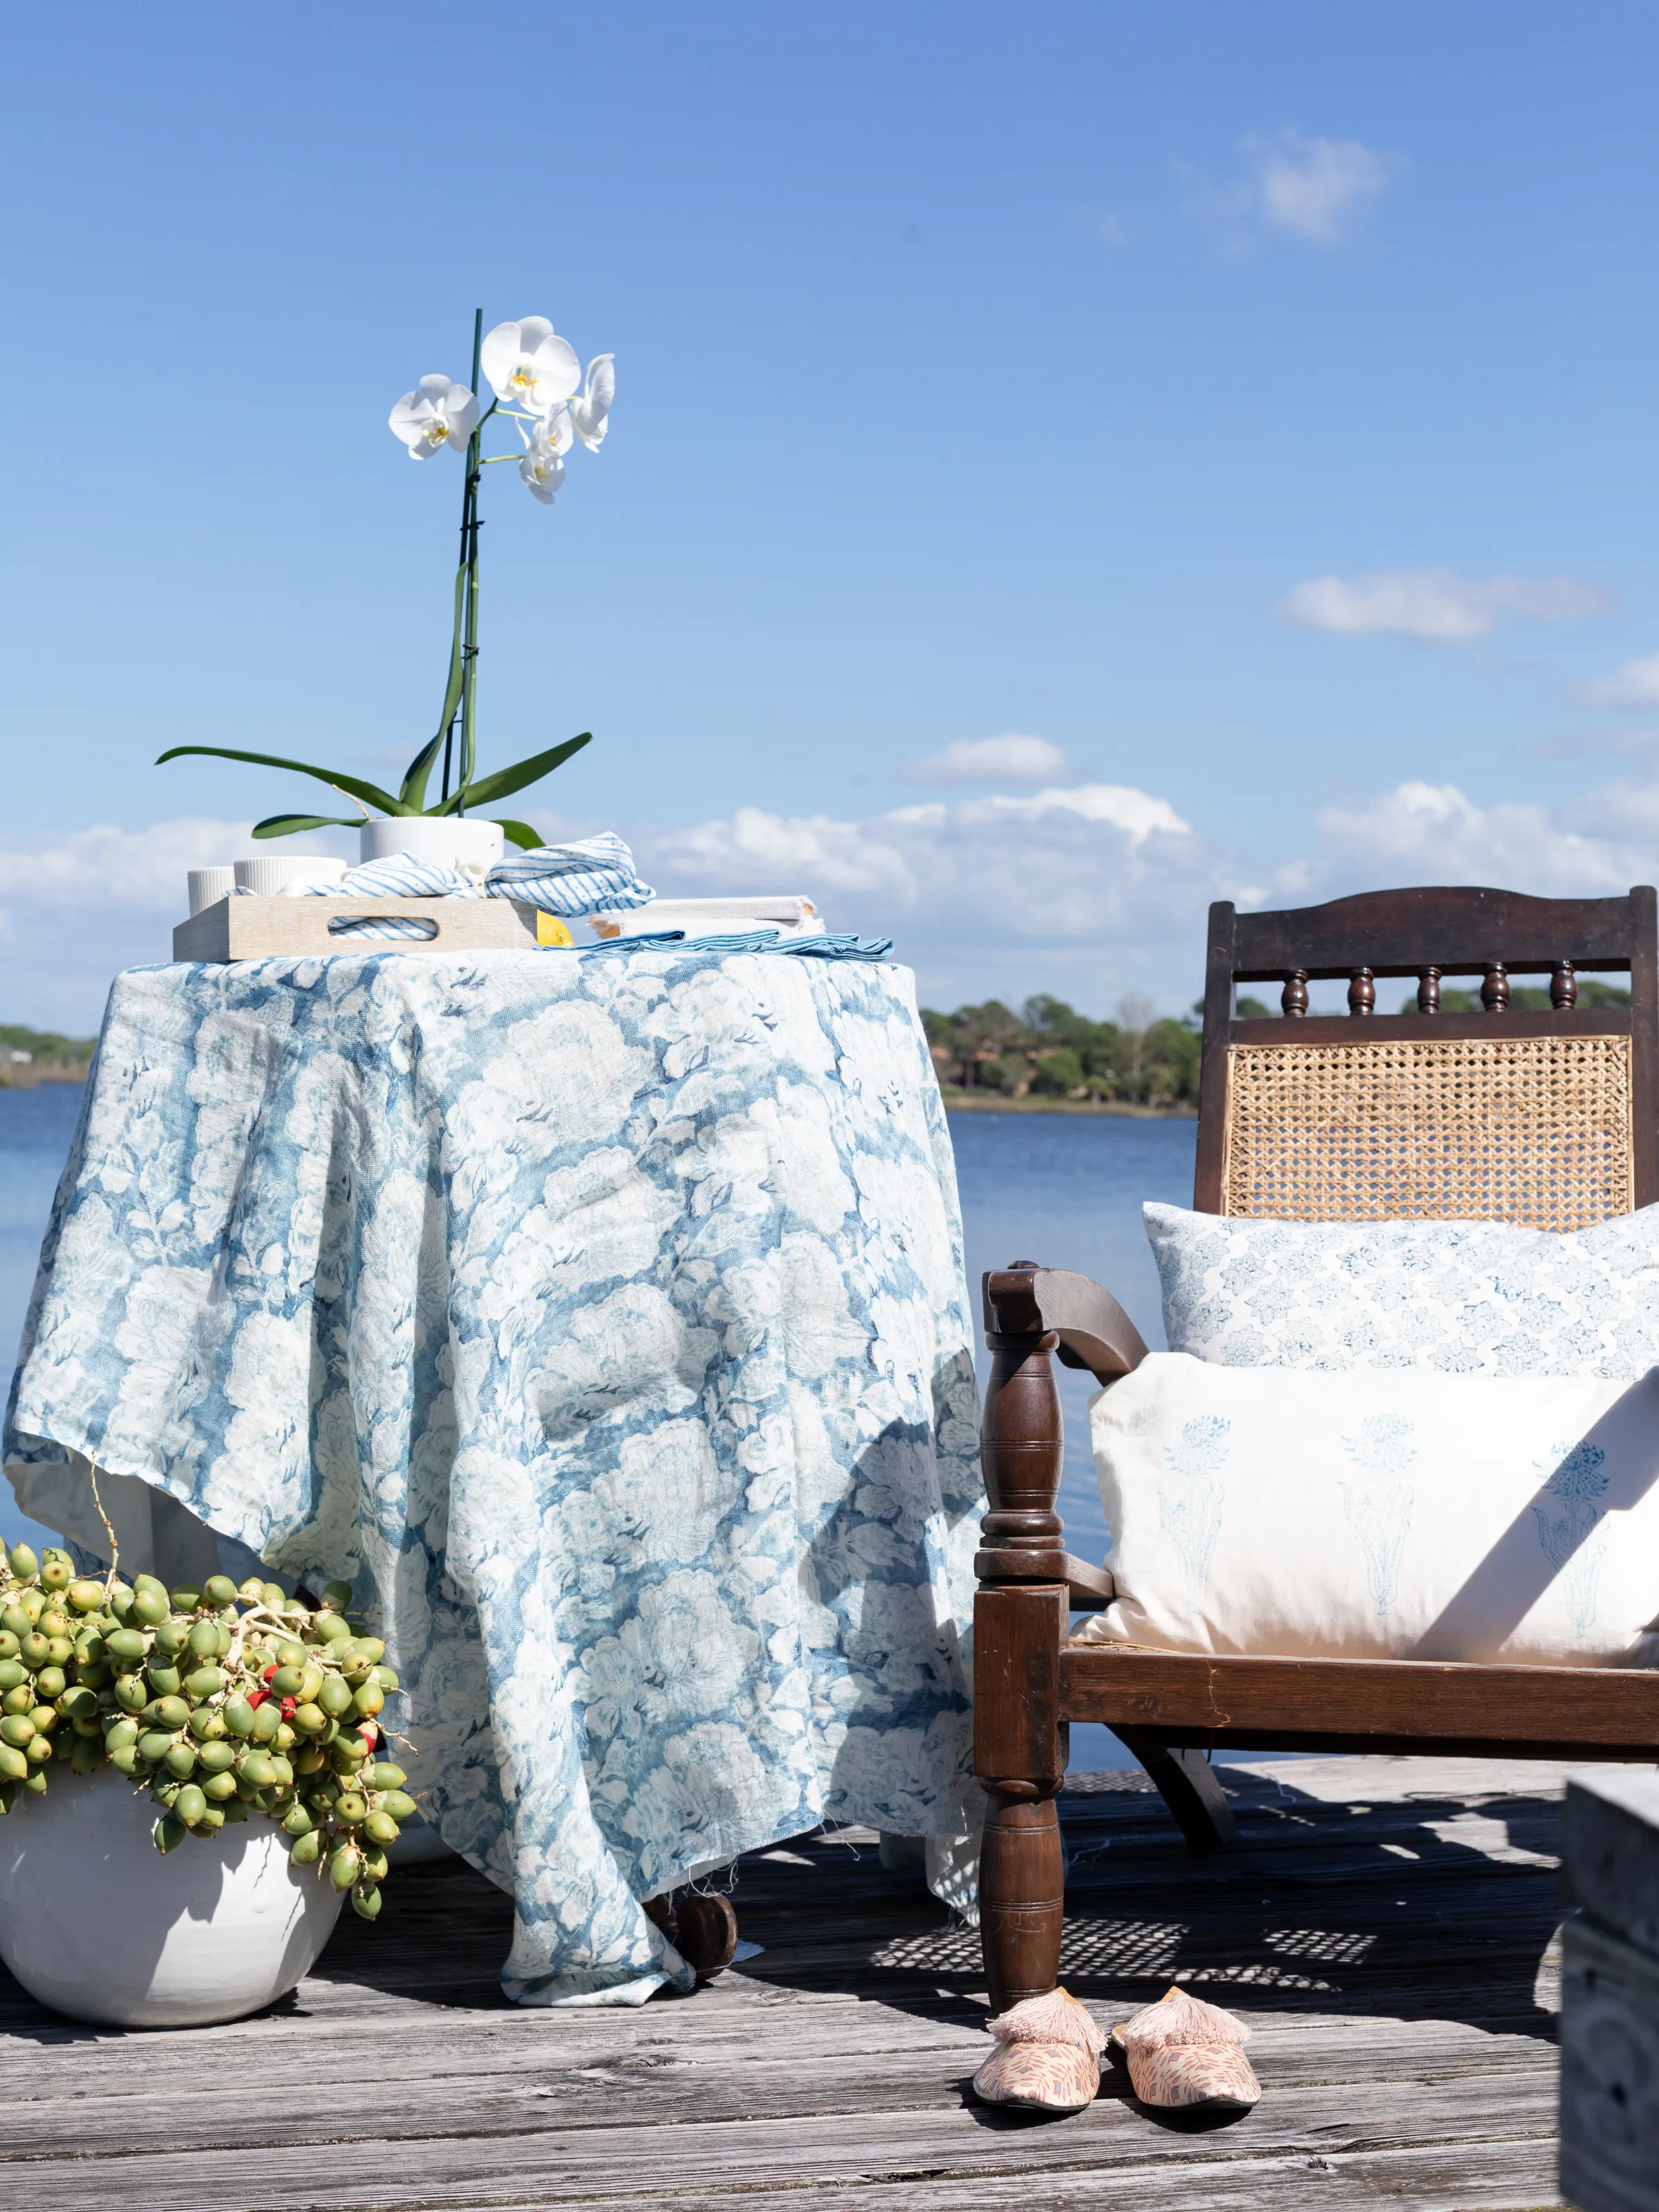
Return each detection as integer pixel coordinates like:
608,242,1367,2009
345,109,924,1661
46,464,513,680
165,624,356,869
359,817,504,872
0,1769,341,2027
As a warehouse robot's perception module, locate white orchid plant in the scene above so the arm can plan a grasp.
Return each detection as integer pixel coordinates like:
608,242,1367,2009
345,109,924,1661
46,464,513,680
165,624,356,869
158,312,615,847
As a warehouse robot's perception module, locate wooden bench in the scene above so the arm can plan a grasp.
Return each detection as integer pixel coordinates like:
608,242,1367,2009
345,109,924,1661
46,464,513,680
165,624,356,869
974,885,1659,2011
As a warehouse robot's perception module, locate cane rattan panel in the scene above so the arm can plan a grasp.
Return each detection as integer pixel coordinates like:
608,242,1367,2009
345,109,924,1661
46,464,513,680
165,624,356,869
1222,1033,1634,1230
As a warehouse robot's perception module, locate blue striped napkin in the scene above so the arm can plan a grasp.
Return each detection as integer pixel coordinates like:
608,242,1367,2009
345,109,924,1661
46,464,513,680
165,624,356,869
485,835,655,917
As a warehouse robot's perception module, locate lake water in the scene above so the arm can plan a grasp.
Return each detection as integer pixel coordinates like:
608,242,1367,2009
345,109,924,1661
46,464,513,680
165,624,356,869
0,1087,1195,1770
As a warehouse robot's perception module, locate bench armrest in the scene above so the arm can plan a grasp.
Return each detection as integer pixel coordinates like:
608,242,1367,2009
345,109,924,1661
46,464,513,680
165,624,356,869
982,1266,1150,1385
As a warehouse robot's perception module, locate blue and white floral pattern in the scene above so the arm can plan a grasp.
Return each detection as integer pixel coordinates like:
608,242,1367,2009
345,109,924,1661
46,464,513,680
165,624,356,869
1146,1201,1659,1377
3,946,984,2005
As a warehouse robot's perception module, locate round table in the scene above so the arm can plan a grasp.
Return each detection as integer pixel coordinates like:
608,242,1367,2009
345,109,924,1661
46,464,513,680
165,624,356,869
4,939,984,2005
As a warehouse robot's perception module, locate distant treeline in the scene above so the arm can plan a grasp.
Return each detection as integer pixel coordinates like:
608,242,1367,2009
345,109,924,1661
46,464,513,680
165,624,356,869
1,1024,97,1086
923,979,1634,1107
921,995,1201,1106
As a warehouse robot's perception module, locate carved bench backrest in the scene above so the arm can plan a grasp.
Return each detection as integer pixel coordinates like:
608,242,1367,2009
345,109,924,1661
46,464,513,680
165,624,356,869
1194,886,1659,1230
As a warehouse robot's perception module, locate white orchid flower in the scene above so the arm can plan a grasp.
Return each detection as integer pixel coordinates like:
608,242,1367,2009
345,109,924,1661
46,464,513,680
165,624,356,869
570,355,615,451
388,375,480,458
518,410,571,503
480,317,580,418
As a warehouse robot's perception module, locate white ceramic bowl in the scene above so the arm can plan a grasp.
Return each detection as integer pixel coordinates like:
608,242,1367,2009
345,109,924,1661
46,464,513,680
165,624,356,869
359,817,504,872
0,1769,341,2027
234,856,350,897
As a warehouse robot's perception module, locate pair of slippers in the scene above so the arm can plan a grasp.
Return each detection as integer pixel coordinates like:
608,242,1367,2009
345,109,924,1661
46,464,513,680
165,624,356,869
971,1984,1259,2117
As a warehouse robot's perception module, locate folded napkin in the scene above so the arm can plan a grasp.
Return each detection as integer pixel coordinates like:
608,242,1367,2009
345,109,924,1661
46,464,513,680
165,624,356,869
580,929,892,962
487,834,655,917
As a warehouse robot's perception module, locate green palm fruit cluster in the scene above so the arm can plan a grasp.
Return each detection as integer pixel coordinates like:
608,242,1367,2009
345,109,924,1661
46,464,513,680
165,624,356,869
0,1544,414,1924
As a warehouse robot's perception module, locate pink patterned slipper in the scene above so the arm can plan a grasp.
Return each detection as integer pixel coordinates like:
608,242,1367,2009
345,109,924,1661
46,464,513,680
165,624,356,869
971,1987,1105,2113
1112,1986,1259,2112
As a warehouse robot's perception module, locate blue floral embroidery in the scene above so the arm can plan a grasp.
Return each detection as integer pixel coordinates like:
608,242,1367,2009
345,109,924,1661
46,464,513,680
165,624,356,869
1158,1414,1228,1602
1533,1440,1610,1642
1338,1414,1416,1618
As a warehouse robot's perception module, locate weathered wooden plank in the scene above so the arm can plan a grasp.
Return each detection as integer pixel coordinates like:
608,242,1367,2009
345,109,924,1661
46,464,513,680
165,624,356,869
1560,1767,1659,1961
0,2072,1564,2209
0,2005,1557,2106
572,2146,1565,2212
0,2008,1562,2162
1559,1772,1659,2212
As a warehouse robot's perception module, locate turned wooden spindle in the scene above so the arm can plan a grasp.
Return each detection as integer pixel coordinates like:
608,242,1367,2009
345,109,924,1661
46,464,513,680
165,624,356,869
1348,967,1376,1017
1281,969,1309,1018
1553,962,1577,1010
976,1264,1068,2013
1417,967,1442,1014
1483,963,1510,1013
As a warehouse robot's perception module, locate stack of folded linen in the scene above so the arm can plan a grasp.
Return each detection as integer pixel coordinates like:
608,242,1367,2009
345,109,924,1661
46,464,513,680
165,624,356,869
588,895,825,941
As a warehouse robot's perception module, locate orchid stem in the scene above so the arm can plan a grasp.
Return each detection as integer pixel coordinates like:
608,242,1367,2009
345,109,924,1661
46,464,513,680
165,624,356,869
456,309,486,814
440,312,486,807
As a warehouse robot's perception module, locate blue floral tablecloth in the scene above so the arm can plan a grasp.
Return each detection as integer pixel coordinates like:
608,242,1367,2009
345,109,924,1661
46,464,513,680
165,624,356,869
3,944,984,2005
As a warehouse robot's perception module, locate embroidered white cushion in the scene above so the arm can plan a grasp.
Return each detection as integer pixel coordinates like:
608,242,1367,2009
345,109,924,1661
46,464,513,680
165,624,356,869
1080,1353,1659,1665
1146,1201,1659,1378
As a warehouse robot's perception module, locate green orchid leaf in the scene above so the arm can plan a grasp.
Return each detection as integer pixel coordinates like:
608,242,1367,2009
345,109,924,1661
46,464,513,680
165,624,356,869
252,814,365,840
436,733,592,814
156,745,409,818
492,818,543,851
398,732,445,811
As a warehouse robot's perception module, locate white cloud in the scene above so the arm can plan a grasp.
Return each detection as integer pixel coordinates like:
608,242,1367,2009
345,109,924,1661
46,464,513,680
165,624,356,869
1244,132,1392,243
901,734,1075,787
1280,569,1610,642
1193,131,1396,248
641,783,1217,1011
647,769,1659,1013
1,818,254,915
1308,780,1634,895
1586,653,1659,708
0,817,355,1029
971,785,1189,838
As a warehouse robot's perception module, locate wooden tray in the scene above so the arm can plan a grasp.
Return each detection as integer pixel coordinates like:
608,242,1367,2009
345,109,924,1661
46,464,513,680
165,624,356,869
173,896,574,962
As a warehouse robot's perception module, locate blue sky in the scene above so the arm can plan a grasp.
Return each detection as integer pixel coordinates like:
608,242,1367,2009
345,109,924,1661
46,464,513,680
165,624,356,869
7,3,1659,1027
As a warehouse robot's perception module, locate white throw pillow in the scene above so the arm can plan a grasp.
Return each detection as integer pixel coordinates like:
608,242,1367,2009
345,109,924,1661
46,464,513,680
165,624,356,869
1146,1201,1659,1378
1080,1353,1659,1666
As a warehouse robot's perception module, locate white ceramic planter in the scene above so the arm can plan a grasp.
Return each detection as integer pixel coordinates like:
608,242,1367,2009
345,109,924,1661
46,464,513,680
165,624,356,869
359,817,505,873
0,1769,341,2028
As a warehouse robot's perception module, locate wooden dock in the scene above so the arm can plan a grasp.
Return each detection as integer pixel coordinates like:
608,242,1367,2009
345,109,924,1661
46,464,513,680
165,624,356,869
0,1756,1595,2211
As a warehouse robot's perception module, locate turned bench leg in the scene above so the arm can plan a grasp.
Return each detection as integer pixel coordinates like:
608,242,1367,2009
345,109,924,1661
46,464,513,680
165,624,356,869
980,1779,1065,2009
975,1580,1069,2014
